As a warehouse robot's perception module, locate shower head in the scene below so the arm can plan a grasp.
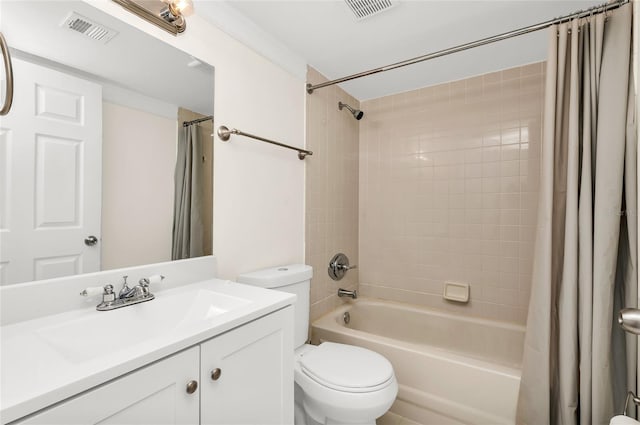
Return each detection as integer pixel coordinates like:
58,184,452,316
338,101,364,121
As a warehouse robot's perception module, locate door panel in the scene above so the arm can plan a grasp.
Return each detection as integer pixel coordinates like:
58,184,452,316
35,84,84,124
33,254,80,280
34,134,82,227
0,57,102,284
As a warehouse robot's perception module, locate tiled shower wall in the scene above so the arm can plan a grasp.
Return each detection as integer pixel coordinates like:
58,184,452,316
359,63,544,324
306,67,359,322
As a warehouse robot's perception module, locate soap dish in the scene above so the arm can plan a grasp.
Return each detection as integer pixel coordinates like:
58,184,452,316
443,281,469,303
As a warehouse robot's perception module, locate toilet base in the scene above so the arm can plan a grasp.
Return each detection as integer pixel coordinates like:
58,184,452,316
295,382,379,425
304,417,375,425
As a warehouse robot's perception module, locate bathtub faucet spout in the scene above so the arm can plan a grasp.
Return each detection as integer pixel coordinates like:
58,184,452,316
338,288,358,299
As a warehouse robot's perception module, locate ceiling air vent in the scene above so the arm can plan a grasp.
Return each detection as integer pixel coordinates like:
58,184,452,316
61,12,118,44
343,0,397,21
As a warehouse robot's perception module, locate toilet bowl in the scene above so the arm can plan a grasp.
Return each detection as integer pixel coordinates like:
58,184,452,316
237,265,398,425
294,343,398,425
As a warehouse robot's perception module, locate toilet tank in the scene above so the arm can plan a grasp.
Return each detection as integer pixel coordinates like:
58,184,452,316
237,265,313,349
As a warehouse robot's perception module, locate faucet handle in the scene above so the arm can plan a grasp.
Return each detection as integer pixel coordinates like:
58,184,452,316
139,274,165,287
80,286,104,297
328,253,356,281
102,284,116,303
80,284,114,297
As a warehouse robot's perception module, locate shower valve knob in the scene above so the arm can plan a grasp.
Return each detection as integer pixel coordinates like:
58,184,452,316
328,253,356,281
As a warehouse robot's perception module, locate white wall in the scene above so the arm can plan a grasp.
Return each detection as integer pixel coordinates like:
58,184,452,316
86,0,306,280
101,102,176,270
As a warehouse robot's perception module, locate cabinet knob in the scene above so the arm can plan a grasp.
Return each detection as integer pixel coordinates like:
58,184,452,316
211,368,222,381
186,380,198,394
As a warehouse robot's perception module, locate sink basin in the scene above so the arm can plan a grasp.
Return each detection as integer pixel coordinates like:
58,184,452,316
37,288,251,363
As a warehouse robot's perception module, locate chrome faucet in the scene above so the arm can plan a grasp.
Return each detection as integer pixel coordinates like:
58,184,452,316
337,288,357,299
118,275,137,299
81,275,165,311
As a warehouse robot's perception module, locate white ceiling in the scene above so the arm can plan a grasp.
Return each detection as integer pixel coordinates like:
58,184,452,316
200,0,602,100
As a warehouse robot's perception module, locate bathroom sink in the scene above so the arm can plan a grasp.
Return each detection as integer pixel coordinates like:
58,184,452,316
1,273,296,425
36,287,251,363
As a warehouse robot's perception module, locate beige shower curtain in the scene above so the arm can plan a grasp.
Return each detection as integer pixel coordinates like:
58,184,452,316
172,125,206,260
516,4,636,425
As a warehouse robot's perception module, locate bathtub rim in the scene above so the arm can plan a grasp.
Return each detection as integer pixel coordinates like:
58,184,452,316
318,297,526,333
312,297,524,377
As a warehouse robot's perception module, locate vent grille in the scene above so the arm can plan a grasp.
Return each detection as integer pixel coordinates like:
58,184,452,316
62,12,118,43
343,0,396,20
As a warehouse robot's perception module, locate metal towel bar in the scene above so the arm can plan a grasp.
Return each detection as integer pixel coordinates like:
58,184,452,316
217,125,312,160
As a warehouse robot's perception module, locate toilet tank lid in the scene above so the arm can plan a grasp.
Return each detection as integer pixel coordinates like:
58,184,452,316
237,264,313,288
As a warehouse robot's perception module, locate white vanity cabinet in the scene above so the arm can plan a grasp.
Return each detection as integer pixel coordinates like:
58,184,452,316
201,306,294,424
16,347,201,425
11,307,294,425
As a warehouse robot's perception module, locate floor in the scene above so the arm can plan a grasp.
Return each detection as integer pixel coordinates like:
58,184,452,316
377,411,423,425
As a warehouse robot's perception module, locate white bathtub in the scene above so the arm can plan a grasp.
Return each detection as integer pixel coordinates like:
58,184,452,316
311,298,525,425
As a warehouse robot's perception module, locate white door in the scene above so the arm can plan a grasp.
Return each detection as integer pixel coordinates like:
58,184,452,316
0,57,102,285
14,347,200,425
200,307,294,425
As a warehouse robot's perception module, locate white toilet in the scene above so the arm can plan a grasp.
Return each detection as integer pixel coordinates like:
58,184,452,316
237,264,398,425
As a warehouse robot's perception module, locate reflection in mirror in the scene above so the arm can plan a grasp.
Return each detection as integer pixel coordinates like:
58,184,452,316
0,1,215,285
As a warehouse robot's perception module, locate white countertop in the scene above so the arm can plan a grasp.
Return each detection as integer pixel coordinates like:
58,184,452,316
0,279,295,424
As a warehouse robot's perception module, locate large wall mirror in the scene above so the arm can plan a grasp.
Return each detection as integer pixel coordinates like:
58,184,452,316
0,1,215,285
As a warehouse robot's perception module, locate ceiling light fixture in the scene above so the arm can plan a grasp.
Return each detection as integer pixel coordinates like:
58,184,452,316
111,0,193,35
159,0,193,24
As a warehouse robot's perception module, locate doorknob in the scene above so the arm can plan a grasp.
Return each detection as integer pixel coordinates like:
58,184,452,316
84,235,98,246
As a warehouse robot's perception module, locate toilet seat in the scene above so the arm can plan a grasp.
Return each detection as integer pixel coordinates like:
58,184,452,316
299,342,394,393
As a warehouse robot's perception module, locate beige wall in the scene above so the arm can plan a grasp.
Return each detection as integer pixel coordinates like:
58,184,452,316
89,2,306,280
359,63,544,324
102,102,176,269
306,67,360,322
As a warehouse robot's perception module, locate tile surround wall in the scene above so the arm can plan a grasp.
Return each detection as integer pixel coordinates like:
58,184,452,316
306,67,360,322
359,63,544,324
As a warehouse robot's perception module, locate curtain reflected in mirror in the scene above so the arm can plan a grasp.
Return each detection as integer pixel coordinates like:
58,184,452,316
172,109,213,260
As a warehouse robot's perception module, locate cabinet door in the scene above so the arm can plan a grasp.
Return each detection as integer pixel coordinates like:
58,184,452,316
17,347,200,425
201,306,294,425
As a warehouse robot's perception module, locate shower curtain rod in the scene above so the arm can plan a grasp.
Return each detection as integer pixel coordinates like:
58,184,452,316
183,115,213,127
306,0,629,94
